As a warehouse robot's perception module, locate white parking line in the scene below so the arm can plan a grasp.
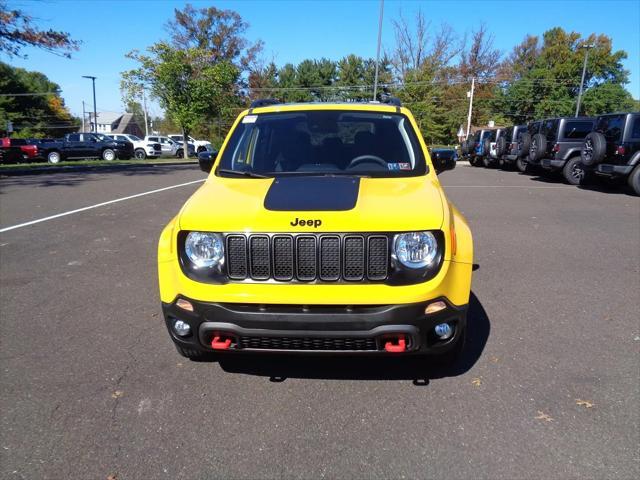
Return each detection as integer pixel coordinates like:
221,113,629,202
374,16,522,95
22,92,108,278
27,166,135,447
0,179,205,233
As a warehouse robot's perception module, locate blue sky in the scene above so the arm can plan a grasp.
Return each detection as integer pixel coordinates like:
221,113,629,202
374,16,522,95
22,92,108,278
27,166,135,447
4,0,640,117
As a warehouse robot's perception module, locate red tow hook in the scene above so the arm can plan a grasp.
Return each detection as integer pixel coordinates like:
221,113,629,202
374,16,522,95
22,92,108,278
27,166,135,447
211,335,232,350
384,336,407,353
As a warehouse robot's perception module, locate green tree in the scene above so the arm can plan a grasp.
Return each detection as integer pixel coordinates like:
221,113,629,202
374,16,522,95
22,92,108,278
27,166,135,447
123,43,238,158
0,1,80,58
0,61,78,137
497,28,631,122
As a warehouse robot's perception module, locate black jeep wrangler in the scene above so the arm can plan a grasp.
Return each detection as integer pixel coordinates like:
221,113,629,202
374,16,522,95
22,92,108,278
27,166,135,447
517,120,542,173
497,124,528,170
531,117,596,184
580,112,640,195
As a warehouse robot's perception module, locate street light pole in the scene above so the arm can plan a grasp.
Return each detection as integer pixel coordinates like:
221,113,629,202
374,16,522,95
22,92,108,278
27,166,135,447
372,0,384,101
466,77,475,140
82,101,86,131
575,44,595,117
82,76,97,132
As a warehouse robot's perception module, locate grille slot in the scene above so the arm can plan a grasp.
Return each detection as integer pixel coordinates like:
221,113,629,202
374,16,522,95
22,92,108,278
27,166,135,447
296,236,317,281
319,236,341,281
367,236,389,280
249,236,270,280
272,236,294,281
343,236,365,281
226,235,247,279
238,335,378,351
225,233,389,283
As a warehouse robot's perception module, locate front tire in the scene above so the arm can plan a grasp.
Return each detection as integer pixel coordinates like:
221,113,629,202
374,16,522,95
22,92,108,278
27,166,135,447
628,164,640,196
102,149,116,161
516,157,529,173
47,151,61,164
134,148,147,160
563,156,588,185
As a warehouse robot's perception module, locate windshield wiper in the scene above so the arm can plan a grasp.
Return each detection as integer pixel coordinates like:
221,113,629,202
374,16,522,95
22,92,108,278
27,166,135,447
217,168,270,178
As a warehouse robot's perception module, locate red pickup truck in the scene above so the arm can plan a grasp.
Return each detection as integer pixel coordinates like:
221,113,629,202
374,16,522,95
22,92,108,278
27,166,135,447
1,137,39,161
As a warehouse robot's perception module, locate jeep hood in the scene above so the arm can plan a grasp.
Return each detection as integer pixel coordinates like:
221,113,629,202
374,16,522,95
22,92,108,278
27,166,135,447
178,176,445,233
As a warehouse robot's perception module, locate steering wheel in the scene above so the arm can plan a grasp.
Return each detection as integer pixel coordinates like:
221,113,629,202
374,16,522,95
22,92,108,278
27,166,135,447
347,155,387,169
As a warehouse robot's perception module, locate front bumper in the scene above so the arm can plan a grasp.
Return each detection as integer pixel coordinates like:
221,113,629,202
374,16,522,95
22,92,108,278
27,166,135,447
162,297,467,355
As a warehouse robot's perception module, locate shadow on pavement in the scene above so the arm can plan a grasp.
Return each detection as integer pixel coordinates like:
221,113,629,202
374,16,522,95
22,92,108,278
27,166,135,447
526,171,635,196
216,292,490,384
0,165,201,191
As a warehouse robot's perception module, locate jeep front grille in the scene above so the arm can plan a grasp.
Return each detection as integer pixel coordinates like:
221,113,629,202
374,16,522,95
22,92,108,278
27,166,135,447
225,233,389,283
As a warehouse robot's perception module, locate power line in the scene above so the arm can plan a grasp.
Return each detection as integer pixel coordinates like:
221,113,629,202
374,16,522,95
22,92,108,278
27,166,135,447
0,92,60,97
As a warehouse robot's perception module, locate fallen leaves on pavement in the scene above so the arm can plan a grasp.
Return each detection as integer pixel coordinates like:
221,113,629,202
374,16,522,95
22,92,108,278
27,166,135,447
575,399,594,408
535,411,553,422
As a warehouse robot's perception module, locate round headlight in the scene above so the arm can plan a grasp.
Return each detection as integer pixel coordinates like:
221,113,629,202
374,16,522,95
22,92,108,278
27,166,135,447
185,232,224,268
394,231,438,269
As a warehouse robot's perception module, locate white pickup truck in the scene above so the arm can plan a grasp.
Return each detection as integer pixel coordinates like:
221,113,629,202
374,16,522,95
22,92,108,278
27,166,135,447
167,134,212,153
106,133,161,160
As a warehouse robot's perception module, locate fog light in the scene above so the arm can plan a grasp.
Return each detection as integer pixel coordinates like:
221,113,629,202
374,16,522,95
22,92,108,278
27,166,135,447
176,299,194,312
425,300,447,314
434,322,453,340
173,319,191,337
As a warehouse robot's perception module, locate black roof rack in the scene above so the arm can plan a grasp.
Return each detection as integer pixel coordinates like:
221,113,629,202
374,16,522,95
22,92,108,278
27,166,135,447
249,98,281,109
378,93,402,107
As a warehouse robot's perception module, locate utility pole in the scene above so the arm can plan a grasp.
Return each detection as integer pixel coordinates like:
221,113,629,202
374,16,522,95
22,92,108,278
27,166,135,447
142,90,149,137
82,101,86,131
372,0,384,101
575,44,595,117
82,76,97,132
465,77,475,139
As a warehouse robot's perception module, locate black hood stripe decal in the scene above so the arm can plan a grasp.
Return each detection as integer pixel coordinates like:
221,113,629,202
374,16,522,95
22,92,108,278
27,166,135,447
264,176,360,211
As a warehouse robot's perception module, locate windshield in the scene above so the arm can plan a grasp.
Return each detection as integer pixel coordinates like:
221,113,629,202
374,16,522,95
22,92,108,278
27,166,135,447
217,110,427,177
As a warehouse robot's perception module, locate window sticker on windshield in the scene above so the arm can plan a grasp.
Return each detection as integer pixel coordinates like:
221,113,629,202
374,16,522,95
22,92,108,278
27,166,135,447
388,163,412,171
242,115,258,124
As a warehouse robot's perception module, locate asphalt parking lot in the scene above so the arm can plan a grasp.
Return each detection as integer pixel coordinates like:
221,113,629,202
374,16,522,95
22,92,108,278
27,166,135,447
1,163,638,479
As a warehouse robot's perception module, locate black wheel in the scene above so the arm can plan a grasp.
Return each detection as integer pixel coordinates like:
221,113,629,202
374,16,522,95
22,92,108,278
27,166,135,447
562,156,588,185
134,148,147,160
518,133,531,158
516,157,529,173
628,164,640,196
482,156,494,168
581,132,606,166
469,156,479,167
496,136,506,157
529,134,547,162
47,150,62,164
175,148,184,158
102,148,116,161
481,138,490,156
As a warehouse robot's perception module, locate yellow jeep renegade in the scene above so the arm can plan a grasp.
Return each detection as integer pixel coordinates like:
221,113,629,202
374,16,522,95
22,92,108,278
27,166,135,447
158,99,473,362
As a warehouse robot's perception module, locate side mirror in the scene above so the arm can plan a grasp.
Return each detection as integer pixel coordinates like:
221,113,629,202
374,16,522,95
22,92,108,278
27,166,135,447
198,151,214,173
